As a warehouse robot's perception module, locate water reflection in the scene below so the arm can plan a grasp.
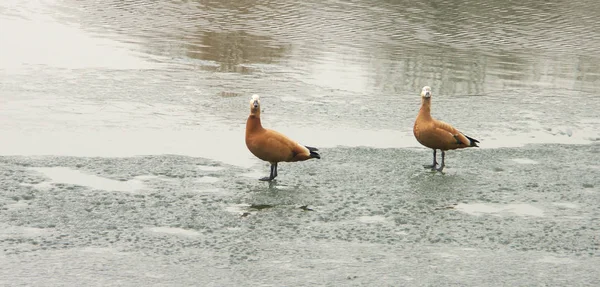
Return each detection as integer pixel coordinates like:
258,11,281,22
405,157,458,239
2,0,600,160
65,0,600,95
186,30,289,73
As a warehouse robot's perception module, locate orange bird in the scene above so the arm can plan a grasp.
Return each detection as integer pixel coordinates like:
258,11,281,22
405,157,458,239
413,86,479,172
245,94,320,181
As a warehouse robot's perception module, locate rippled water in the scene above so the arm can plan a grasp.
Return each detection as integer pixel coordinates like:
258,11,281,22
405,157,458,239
1,0,600,165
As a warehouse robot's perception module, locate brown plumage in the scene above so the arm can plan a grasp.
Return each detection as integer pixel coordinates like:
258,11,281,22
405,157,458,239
245,94,320,181
413,86,479,172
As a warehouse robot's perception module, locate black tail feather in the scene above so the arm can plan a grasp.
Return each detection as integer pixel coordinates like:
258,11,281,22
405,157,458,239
305,146,318,152
305,146,321,159
465,135,480,147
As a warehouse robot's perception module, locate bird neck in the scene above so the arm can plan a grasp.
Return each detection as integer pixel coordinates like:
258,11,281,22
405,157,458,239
246,114,264,132
419,97,432,120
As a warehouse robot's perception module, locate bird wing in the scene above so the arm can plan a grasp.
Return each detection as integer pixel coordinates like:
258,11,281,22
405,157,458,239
434,120,471,146
254,129,308,162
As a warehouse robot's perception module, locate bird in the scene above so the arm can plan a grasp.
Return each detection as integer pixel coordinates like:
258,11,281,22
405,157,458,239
245,94,320,181
413,86,479,172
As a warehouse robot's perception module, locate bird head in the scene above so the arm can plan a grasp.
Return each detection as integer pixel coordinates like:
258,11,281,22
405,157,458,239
421,86,432,98
249,94,261,115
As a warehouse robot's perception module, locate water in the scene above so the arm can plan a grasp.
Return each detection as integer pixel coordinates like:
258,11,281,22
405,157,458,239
2,0,600,166
29,167,145,192
1,0,600,285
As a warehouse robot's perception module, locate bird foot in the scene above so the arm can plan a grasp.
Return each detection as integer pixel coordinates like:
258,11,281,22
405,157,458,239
423,164,438,169
259,176,273,181
435,166,445,172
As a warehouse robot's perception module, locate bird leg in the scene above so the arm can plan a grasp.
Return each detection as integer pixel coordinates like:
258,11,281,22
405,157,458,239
259,163,278,181
435,151,446,172
423,149,438,169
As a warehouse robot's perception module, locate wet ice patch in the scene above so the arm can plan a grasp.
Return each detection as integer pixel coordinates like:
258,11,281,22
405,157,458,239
552,202,578,209
223,203,276,216
582,188,596,194
197,165,225,171
512,158,538,164
31,167,144,192
20,181,53,191
239,171,266,179
225,203,255,216
273,184,293,190
135,175,161,180
148,227,201,237
80,247,128,256
4,201,29,210
435,252,459,258
134,175,178,184
225,203,252,214
0,224,51,238
536,256,575,265
196,176,219,183
357,215,387,224
455,203,544,217
434,252,460,262
196,188,225,194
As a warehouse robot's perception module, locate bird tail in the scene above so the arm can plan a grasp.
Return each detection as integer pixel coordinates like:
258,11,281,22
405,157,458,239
465,135,480,147
305,146,321,159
